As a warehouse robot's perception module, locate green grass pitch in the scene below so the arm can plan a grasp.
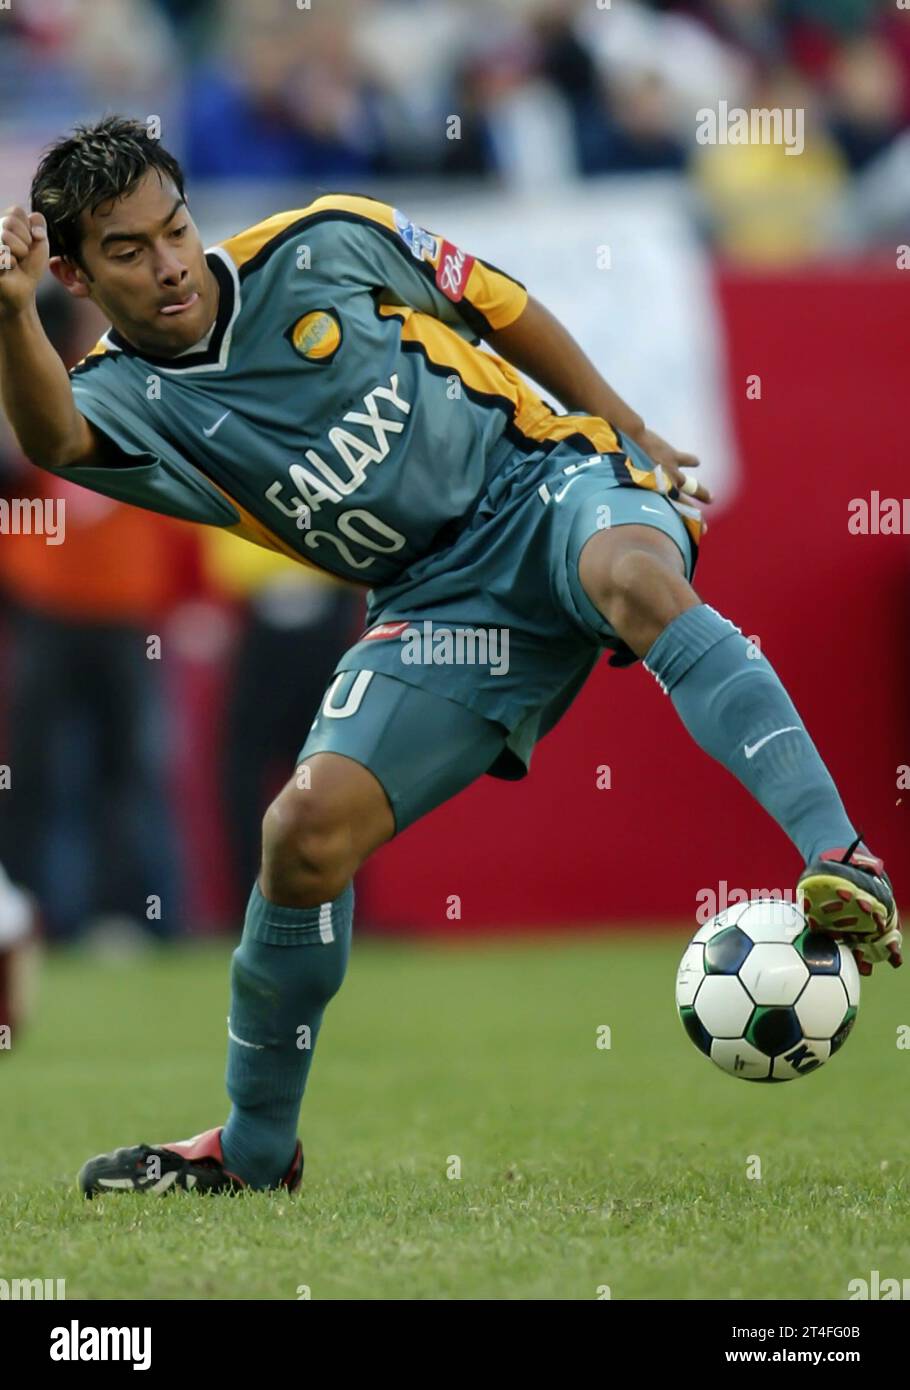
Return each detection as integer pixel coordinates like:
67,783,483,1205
2,932,908,1300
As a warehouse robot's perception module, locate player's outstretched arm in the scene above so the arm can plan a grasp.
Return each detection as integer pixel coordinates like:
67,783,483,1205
486,294,712,504
0,206,99,470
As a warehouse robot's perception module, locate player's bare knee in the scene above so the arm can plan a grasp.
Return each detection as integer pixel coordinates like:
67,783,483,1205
580,539,697,655
583,546,671,622
260,789,353,908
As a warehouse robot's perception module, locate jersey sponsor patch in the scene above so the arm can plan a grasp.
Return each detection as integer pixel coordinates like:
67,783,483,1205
435,241,475,302
393,209,439,264
286,310,343,363
362,621,410,641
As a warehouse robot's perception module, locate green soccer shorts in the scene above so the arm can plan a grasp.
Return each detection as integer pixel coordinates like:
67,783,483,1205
297,433,698,830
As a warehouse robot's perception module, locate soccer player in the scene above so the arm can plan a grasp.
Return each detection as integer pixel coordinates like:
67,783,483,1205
0,118,901,1196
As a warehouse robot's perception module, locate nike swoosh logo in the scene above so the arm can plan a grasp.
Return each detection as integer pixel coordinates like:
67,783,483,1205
553,476,585,503
227,1020,265,1050
744,726,801,759
640,505,663,515
203,409,232,438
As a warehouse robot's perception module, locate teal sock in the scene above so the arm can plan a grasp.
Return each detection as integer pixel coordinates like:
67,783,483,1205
221,881,353,1189
643,604,858,863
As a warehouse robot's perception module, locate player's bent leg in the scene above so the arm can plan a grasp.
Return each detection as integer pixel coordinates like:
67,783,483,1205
80,673,507,1197
219,672,507,1192
575,506,901,974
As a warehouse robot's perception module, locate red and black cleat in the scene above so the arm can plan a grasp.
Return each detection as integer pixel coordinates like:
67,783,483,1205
78,1126,303,1198
798,838,902,977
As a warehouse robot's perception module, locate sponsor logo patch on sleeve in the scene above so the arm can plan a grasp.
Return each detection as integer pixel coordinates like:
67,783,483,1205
436,241,475,303
393,209,440,264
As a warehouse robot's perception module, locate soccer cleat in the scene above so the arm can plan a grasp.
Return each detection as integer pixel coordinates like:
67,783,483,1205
78,1125,303,1199
798,838,902,976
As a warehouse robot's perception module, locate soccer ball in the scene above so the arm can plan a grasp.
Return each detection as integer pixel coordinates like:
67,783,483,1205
675,898,860,1081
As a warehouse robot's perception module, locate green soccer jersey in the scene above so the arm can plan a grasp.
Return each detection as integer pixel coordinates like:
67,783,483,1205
57,194,627,587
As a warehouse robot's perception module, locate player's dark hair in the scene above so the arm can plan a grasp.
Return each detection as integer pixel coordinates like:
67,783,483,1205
30,115,186,269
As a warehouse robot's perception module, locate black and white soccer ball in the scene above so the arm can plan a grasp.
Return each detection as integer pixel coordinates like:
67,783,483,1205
675,899,860,1081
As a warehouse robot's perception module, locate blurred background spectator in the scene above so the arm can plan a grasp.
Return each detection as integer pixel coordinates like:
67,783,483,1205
0,286,192,948
0,0,907,254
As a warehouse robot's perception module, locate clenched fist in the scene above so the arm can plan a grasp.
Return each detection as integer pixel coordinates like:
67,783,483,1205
0,207,49,318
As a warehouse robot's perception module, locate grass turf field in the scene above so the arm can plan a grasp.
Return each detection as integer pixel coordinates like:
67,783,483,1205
1,932,908,1301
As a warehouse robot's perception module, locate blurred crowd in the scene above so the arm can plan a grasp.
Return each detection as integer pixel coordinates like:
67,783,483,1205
1,0,908,950
1,1,909,253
